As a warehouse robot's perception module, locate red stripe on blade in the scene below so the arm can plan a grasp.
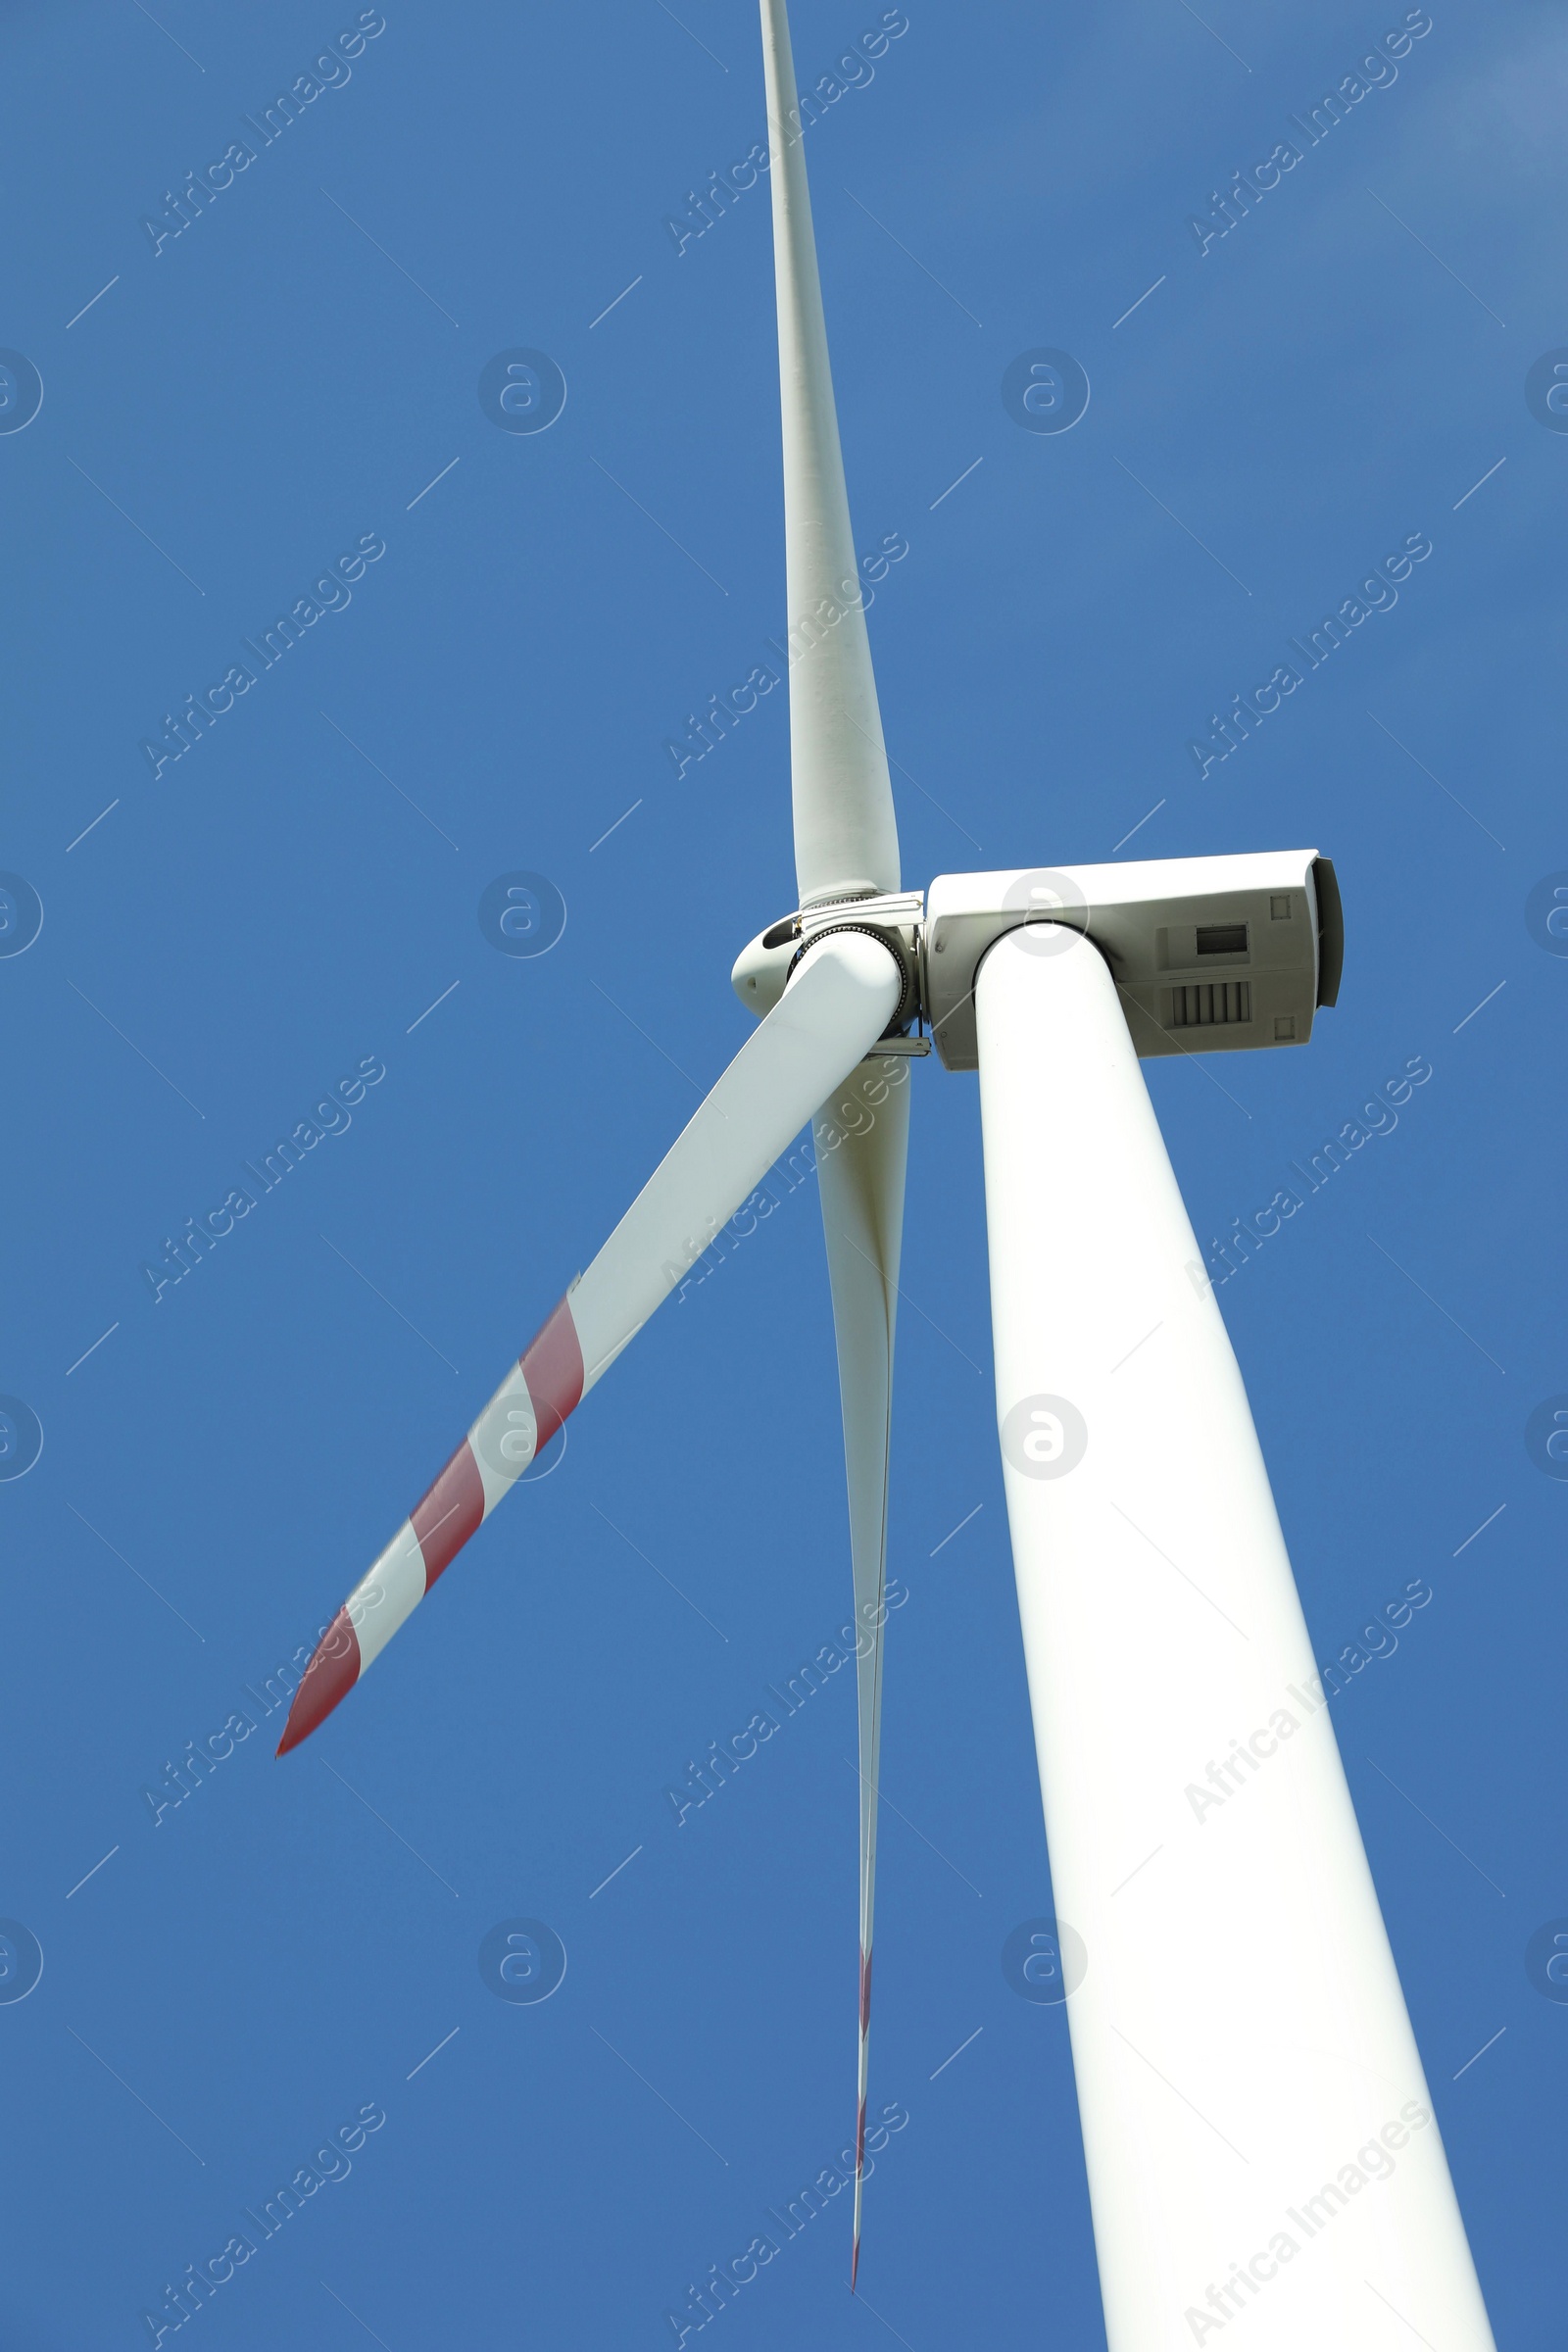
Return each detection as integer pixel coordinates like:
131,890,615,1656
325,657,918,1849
411,1440,486,1587
520,1294,584,1444
852,2094,867,2290
276,1607,362,1754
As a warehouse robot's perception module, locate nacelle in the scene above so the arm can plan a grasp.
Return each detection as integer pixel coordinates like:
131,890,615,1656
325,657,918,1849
732,851,1343,1067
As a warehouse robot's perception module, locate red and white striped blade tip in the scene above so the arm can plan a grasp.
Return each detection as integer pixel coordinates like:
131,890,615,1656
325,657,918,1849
275,1295,586,1757
852,1941,871,2289
275,1608,359,1754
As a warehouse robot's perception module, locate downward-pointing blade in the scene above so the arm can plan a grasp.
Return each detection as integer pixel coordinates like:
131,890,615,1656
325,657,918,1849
813,1051,909,2288
277,931,904,1755
760,0,901,908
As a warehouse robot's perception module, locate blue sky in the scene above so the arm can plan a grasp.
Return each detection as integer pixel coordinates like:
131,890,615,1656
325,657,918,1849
3,0,1564,2344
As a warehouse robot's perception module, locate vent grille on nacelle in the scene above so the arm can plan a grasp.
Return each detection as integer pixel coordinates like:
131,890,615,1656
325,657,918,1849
1167,981,1252,1029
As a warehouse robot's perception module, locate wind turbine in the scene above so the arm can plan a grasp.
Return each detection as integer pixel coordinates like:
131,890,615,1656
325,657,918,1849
277,4,1498,2341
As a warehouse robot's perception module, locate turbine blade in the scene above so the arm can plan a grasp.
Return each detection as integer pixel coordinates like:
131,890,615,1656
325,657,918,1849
276,932,905,1755
760,0,901,909
813,1052,909,2288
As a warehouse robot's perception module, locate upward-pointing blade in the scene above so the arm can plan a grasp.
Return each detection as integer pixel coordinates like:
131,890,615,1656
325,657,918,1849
760,0,901,908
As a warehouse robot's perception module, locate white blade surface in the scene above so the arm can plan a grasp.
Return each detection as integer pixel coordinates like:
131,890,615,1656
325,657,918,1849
277,932,905,1754
760,0,901,908
760,0,909,2282
975,923,1496,2350
812,1052,910,2284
